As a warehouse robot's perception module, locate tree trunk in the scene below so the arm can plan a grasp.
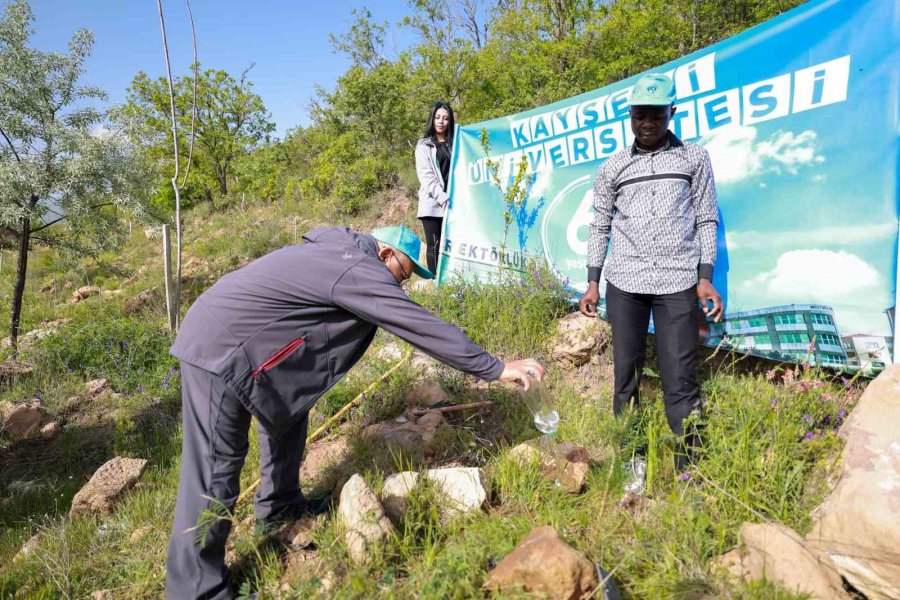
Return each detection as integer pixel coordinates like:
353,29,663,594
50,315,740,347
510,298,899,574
8,215,31,358
217,168,228,196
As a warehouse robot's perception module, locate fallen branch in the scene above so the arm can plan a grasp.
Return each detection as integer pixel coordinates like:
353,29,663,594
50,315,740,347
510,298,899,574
411,400,492,416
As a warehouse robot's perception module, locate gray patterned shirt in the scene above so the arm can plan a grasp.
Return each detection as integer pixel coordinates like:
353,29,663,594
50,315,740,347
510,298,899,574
587,132,718,294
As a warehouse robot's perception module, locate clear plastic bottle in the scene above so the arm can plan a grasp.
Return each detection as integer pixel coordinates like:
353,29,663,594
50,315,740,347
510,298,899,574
520,377,559,435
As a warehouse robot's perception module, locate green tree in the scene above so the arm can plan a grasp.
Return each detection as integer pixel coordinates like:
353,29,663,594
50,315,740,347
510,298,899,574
123,66,274,198
0,0,150,354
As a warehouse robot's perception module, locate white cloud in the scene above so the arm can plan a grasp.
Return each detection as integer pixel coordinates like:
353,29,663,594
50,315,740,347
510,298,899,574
702,126,824,184
739,249,887,334
727,222,896,251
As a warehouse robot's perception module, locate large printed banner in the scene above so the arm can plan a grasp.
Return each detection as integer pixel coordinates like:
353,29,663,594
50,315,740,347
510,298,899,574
439,0,899,373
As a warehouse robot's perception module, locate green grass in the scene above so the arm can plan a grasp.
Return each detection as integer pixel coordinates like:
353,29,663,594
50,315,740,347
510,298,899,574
0,198,863,599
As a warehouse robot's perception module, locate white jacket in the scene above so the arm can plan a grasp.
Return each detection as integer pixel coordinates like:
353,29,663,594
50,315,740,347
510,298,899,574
415,137,450,218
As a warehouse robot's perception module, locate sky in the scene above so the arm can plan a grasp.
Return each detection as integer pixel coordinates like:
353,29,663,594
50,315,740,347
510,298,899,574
25,0,417,136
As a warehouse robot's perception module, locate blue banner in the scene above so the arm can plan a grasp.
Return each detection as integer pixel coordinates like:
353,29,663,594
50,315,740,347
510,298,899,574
439,0,899,374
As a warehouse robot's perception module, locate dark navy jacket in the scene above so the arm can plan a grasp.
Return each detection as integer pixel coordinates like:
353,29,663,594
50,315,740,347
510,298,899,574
171,227,504,435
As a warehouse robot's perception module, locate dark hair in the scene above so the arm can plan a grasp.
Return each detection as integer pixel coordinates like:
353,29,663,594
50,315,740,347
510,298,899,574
424,101,455,146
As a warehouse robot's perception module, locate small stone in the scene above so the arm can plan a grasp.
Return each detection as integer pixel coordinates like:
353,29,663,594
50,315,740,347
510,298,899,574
0,360,34,380
130,526,152,542
84,379,112,400
90,590,113,600
549,312,611,369
484,525,598,600
338,474,394,564
40,421,61,438
15,532,43,561
363,410,448,457
275,516,318,549
509,439,590,494
299,437,352,495
404,380,451,407
70,457,148,518
69,285,101,304
380,471,420,525
2,403,47,438
426,467,488,517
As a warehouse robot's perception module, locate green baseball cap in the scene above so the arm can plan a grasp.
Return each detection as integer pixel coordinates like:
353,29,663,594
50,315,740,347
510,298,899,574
371,226,434,280
630,73,676,106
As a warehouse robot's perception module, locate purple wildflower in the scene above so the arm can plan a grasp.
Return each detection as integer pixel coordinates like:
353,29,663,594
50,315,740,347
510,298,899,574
838,408,846,420
678,471,692,482
803,414,812,425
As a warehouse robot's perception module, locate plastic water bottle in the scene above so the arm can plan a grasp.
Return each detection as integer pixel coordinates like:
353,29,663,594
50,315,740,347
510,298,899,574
520,378,559,435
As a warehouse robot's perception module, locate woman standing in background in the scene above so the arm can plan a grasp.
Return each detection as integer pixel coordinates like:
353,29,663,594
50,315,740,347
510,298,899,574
415,101,455,275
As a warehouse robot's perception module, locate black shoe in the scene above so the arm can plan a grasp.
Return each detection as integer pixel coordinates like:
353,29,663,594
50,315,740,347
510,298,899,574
254,496,333,536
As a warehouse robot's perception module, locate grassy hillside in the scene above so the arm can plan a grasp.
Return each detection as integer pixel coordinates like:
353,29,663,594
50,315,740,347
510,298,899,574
0,188,862,599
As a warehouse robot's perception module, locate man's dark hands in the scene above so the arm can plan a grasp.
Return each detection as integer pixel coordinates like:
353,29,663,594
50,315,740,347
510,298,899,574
697,279,723,322
579,281,600,317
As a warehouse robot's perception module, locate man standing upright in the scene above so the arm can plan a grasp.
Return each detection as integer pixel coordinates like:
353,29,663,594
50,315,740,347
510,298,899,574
578,73,723,483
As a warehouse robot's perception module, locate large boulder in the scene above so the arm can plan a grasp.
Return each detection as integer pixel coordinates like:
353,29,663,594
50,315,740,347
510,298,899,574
338,474,394,564
807,364,900,600
1,402,47,438
484,525,598,600
0,318,70,350
0,360,33,381
714,522,845,599
70,457,148,517
549,312,611,368
363,409,448,457
509,439,590,494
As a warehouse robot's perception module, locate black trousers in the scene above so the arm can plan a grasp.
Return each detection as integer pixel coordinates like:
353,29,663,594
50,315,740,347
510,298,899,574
166,363,310,600
605,281,701,469
419,216,443,274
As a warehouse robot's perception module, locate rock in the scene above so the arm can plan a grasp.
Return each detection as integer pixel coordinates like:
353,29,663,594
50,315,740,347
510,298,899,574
123,289,158,315
182,256,205,278
100,289,123,300
375,341,403,362
484,525,598,600
90,590,113,600
409,350,441,376
144,226,162,240
338,473,394,564
275,516,318,549
70,457,148,518
363,410,448,457
0,400,15,420
510,439,591,494
69,285,101,303
1,403,47,438
381,471,420,525
426,467,489,517
404,380,451,408
410,279,434,293
713,522,845,599
130,526,152,542
807,365,900,600
85,378,112,400
1,318,70,350
15,532,43,561
0,360,34,380
549,312,611,368
299,437,352,495
380,467,488,524
40,421,61,438
279,550,332,592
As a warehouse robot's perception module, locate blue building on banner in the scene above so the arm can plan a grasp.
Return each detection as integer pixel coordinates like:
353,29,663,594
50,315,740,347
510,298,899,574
706,304,849,368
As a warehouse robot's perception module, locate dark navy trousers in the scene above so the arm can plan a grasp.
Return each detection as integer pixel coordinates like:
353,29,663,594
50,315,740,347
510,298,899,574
166,363,309,600
605,281,701,469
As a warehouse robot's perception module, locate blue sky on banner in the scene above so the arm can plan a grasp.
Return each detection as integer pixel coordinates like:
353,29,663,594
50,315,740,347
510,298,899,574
447,0,899,338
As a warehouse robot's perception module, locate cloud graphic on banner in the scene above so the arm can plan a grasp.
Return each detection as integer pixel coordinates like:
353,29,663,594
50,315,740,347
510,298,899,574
702,127,824,184
741,249,886,334
727,222,896,251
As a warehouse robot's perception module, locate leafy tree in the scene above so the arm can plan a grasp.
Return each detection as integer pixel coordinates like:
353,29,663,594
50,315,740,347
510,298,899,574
0,0,150,354
123,66,274,198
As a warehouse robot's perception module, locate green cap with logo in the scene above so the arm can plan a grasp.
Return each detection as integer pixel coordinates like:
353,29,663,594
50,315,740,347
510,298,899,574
630,73,676,106
371,226,434,280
